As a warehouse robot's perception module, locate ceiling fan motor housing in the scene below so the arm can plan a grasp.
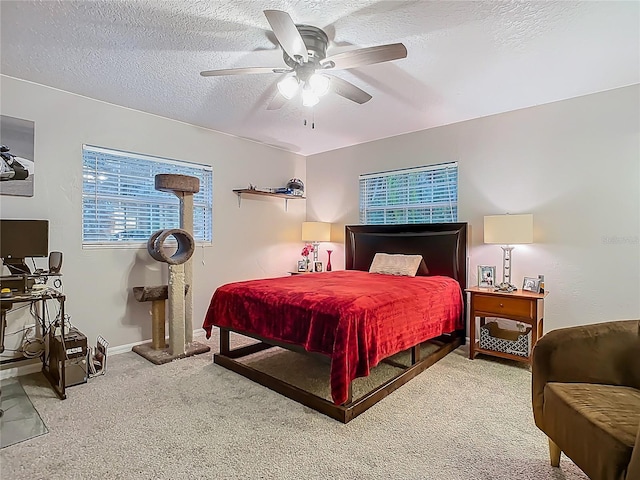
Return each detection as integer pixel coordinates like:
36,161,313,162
283,24,329,68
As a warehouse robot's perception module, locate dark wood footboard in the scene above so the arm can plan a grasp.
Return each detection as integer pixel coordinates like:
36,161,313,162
214,327,464,423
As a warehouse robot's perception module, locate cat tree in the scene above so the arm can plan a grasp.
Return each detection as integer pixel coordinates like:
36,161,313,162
132,174,210,364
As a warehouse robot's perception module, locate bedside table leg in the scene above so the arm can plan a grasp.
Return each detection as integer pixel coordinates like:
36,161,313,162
469,315,476,359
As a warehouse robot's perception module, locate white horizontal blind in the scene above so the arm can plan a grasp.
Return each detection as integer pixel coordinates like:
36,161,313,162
359,162,458,224
82,145,213,245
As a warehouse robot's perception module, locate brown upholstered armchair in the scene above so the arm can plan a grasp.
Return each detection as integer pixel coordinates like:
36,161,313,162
532,319,640,480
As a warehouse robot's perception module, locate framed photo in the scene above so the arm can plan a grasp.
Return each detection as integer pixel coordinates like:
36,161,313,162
1,115,35,197
522,276,541,293
313,261,323,273
297,260,308,272
478,265,496,288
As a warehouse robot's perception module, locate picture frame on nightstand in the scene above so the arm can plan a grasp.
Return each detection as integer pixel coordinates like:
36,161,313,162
522,276,541,293
313,261,324,273
297,260,308,272
478,265,496,288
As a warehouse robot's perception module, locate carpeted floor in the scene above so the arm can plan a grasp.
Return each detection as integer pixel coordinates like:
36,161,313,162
0,331,588,480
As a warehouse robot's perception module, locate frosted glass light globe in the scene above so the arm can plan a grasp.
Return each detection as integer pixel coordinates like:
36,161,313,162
277,75,300,99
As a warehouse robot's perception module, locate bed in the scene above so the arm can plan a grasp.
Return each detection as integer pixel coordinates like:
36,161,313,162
203,223,467,423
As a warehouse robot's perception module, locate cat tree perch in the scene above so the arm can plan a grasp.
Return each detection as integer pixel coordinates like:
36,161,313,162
132,174,210,364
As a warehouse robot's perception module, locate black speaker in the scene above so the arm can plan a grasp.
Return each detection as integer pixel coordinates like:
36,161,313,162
49,251,63,274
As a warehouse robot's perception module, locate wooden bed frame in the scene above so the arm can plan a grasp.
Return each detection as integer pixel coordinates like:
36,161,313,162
214,223,468,423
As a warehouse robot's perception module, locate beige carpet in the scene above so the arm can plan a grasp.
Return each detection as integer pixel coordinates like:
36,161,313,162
0,331,588,480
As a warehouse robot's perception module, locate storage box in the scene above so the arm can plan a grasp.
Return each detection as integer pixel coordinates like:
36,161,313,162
479,321,531,357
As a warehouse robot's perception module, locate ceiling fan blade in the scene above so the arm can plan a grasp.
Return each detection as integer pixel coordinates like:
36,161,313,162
328,76,372,104
263,10,308,63
200,67,288,77
321,43,407,70
267,92,288,110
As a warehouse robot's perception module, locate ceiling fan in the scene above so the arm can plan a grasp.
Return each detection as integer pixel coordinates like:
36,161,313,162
200,10,407,109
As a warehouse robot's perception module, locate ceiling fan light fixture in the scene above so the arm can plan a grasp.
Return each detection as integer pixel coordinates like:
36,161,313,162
201,10,406,110
308,73,330,97
301,88,320,107
277,75,300,99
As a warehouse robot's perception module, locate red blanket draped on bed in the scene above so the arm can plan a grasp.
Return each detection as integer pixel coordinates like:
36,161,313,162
203,270,462,405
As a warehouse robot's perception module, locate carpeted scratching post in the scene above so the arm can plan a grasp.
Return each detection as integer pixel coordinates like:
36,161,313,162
131,174,210,365
132,284,190,351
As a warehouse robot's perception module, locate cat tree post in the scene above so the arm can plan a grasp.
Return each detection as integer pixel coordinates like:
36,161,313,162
155,174,198,344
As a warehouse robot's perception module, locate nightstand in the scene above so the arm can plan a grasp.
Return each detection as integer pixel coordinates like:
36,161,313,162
288,271,312,275
465,286,548,363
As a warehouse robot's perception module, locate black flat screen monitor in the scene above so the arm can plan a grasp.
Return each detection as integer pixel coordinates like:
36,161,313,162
1,219,49,274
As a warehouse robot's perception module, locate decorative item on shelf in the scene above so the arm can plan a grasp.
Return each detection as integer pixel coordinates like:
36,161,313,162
301,221,331,264
314,261,323,273
248,183,274,193
326,249,333,272
273,178,305,196
522,276,541,293
477,265,496,288
484,213,534,292
286,178,305,196
538,274,545,293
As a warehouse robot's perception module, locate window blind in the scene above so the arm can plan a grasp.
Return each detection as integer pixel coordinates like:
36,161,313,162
359,162,458,224
82,145,213,245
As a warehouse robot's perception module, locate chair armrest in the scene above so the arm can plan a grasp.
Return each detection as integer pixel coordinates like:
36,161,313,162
627,424,640,480
532,319,640,430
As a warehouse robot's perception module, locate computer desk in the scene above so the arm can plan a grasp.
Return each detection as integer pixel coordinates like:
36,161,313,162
1,289,67,400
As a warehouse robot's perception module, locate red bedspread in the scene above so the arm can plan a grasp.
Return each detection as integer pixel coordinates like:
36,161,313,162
203,270,463,405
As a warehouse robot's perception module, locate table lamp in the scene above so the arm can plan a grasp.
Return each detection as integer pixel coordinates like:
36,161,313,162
302,221,331,263
484,214,533,292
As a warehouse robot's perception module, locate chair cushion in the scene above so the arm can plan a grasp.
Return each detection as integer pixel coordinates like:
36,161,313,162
544,382,640,480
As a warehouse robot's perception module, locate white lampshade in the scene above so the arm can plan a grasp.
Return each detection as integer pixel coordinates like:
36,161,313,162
484,214,533,245
302,222,331,242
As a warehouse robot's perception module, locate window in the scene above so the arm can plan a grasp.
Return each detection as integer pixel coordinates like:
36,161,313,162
359,162,457,224
82,145,213,246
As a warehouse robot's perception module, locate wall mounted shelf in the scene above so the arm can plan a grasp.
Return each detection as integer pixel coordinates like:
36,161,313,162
232,189,305,211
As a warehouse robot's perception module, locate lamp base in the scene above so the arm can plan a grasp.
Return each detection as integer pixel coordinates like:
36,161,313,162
500,245,515,288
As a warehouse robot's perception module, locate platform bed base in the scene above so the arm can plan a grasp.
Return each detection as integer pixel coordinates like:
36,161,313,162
214,328,464,424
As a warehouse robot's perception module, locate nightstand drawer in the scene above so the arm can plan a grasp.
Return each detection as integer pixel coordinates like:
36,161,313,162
474,294,533,320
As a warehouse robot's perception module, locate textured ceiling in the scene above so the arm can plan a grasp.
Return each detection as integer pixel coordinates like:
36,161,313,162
1,1,639,156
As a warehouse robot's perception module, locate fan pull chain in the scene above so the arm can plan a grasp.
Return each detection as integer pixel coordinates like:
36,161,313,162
302,112,316,129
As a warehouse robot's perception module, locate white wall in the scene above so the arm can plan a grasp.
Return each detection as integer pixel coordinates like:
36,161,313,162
306,85,640,332
2,76,637,356
0,75,306,355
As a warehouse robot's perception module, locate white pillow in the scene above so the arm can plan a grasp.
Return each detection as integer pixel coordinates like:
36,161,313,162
369,253,424,277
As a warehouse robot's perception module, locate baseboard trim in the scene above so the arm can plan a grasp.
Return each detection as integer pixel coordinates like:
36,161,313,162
108,330,207,355
1,330,209,379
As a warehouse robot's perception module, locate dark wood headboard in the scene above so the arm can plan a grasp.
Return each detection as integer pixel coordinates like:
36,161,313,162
345,223,468,292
